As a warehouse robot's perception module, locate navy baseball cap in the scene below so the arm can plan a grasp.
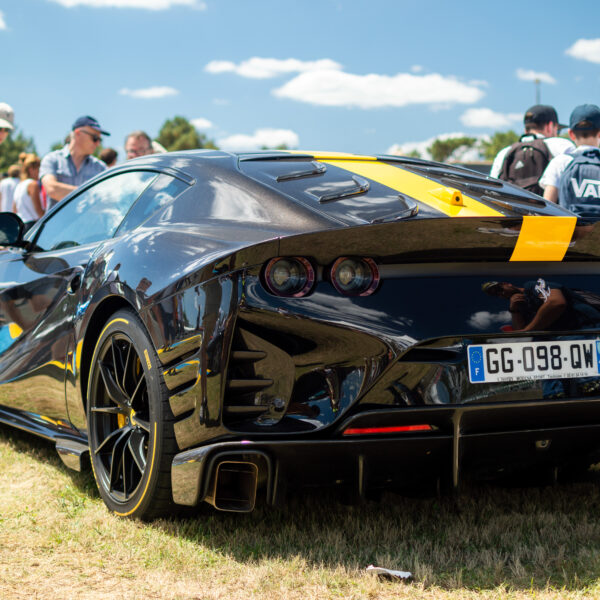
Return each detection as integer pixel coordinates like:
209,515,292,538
524,105,566,130
569,104,600,131
71,115,110,136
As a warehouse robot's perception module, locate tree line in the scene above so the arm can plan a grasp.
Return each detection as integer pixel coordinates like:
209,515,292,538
0,115,521,172
426,131,519,163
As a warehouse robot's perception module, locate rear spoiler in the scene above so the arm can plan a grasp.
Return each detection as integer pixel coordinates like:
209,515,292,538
278,216,600,265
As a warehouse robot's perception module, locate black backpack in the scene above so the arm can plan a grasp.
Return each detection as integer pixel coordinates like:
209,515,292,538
557,148,600,216
499,135,551,195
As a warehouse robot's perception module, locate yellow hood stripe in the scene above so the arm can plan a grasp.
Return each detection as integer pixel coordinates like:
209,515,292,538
321,159,503,217
287,153,578,262
510,216,577,261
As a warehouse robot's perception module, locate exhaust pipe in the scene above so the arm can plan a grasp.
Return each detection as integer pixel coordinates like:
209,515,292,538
205,460,259,512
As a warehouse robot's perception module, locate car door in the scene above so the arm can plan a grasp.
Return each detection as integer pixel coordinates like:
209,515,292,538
0,170,157,424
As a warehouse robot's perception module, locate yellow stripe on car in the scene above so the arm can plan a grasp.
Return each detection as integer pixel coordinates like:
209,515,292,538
510,216,577,262
320,159,503,217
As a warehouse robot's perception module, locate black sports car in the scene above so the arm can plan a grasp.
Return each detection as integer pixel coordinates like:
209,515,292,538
0,150,598,518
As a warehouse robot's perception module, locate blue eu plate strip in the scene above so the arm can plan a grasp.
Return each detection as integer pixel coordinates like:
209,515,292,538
468,346,485,382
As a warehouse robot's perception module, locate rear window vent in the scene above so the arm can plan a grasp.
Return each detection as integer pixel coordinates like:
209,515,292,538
275,161,327,182
308,175,370,204
239,158,421,225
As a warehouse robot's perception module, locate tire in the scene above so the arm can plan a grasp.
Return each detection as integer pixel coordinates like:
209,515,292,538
87,308,176,519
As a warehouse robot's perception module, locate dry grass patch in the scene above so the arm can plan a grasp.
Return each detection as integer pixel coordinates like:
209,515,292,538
2,425,600,599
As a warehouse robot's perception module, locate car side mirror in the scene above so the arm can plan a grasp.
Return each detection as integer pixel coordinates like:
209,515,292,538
0,212,25,247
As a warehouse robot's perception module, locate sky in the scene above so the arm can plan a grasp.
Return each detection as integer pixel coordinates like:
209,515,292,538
1,0,599,162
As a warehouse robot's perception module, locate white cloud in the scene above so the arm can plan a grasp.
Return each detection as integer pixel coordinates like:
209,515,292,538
386,132,490,161
411,65,423,73
566,38,600,64
48,0,204,8
205,60,236,74
273,70,485,109
460,108,521,129
468,311,511,330
191,117,213,130
119,86,179,99
205,57,342,79
468,79,489,87
516,68,556,85
0,11,6,30
218,128,299,151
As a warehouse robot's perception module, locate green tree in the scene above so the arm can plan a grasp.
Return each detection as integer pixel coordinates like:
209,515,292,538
0,129,37,172
481,130,519,161
156,116,218,152
427,136,477,163
260,143,289,150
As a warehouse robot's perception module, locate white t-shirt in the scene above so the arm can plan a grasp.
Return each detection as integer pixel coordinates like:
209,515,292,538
539,145,599,189
490,133,574,179
0,176,19,212
14,178,40,222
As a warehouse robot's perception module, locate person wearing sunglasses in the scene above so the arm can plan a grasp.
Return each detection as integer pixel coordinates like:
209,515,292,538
0,102,15,146
40,116,110,210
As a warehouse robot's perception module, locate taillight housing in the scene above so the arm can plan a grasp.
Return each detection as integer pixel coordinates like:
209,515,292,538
263,257,315,297
330,257,379,296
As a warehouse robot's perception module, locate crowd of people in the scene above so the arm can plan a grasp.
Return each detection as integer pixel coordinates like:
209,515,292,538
1,100,600,227
0,103,164,226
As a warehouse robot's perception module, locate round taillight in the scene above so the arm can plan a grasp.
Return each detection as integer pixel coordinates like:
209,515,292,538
330,257,379,296
264,257,315,297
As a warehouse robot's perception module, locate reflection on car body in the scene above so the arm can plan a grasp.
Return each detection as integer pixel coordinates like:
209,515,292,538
0,150,599,518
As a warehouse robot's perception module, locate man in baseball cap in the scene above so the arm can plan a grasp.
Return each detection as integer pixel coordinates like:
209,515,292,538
0,102,14,146
490,104,573,185
523,105,567,132
40,115,110,209
540,104,600,208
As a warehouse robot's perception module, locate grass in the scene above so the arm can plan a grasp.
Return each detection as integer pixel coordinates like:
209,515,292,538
2,425,600,599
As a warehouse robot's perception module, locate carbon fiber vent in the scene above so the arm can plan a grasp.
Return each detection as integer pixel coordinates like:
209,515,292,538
223,324,295,428
224,348,273,419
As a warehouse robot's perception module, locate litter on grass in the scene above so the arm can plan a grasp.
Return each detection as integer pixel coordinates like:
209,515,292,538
366,565,412,581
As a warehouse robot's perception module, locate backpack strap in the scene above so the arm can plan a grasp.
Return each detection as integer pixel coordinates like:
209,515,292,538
562,147,600,175
579,147,600,161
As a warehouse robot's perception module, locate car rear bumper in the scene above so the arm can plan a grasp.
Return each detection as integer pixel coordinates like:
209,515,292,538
171,398,600,509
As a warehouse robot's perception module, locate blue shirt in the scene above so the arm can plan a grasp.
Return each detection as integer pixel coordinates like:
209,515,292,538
40,145,106,206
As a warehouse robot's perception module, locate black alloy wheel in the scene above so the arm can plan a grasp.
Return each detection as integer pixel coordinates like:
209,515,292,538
87,309,176,519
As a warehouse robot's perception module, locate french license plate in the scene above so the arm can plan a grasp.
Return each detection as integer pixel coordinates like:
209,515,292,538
468,340,600,383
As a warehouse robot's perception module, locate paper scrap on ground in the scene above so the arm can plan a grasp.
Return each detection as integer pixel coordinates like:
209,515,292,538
366,565,412,580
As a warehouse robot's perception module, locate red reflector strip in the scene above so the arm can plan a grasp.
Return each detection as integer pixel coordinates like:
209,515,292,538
343,424,433,436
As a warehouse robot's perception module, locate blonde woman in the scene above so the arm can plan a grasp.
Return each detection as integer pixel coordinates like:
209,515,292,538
13,154,44,223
